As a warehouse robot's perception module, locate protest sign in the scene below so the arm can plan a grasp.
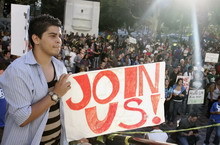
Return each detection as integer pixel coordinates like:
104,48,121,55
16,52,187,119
62,62,165,141
128,36,137,44
176,76,190,94
205,53,219,63
11,4,30,56
187,89,205,104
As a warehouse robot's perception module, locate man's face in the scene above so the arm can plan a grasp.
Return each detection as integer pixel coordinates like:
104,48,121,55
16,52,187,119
211,69,216,75
174,68,178,73
38,26,62,56
6,52,10,59
189,116,198,123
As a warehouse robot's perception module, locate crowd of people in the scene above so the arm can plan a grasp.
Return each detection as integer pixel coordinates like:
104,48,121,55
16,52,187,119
0,14,220,145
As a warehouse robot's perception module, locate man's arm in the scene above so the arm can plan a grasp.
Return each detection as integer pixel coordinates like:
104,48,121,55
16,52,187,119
0,65,70,127
20,74,70,127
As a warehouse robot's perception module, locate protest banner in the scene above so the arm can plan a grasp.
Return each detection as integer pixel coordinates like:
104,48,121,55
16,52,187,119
187,89,205,104
205,53,219,63
176,76,190,94
62,62,165,141
11,4,30,56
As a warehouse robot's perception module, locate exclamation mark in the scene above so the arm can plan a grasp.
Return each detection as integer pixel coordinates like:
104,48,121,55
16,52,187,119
151,94,161,124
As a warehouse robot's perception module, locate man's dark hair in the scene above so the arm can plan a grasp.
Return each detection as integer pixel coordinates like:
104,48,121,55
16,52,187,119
176,78,183,83
189,112,198,118
28,14,62,47
188,65,193,71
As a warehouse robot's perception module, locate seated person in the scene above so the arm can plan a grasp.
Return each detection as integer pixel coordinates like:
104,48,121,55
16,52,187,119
177,113,200,145
145,125,168,142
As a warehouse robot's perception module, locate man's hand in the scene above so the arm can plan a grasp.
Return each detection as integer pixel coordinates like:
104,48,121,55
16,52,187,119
53,74,71,97
188,131,194,136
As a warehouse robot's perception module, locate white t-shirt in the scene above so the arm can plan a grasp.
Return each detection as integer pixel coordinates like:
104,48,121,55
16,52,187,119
146,129,168,142
69,51,76,65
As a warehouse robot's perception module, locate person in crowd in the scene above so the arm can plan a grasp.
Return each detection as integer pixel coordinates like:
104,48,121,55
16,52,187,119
56,53,64,64
0,14,89,145
145,125,168,142
207,77,220,117
0,50,11,66
64,55,72,73
183,65,194,81
80,53,91,71
97,61,107,70
177,71,183,76
124,54,131,66
169,66,179,87
177,113,200,145
165,67,171,80
204,95,220,145
179,59,186,74
74,48,85,73
169,78,186,125
93,44,101,68
207,68,218,85
172,46,183,67
69,47,76,73
0,62,8,144
133,55,140,65
164,79,173,122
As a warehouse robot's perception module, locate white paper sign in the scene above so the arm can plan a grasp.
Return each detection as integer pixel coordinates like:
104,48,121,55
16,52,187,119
205,53,219,63
62,62,165,141
187,89,205,104
128,36,137,44
11,4,30,56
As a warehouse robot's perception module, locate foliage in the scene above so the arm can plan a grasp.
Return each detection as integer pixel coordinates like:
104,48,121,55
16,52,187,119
4,0,220,39
99,0,150,32
41,0,65,23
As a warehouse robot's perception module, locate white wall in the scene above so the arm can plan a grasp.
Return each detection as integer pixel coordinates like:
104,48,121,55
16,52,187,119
64,0,100,36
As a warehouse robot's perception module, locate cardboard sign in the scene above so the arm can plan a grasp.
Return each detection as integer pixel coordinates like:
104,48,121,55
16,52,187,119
62,62,165,141
176,76,190,94
187,89,205,104
11,4,30,56
205,53,219,63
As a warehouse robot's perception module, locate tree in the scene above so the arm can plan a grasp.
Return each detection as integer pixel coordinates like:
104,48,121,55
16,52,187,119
41,0,65,22
99,0,152,32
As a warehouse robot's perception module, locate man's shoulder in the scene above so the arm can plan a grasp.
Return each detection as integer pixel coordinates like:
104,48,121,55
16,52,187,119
9,56,28,69
179,118,189,126
212,101,218,107
4,55,33,75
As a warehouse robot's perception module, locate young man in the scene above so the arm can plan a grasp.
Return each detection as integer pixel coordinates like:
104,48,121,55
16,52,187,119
145,125,168,142
176,113,200,145
204,95,220,145
0,14,71,145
